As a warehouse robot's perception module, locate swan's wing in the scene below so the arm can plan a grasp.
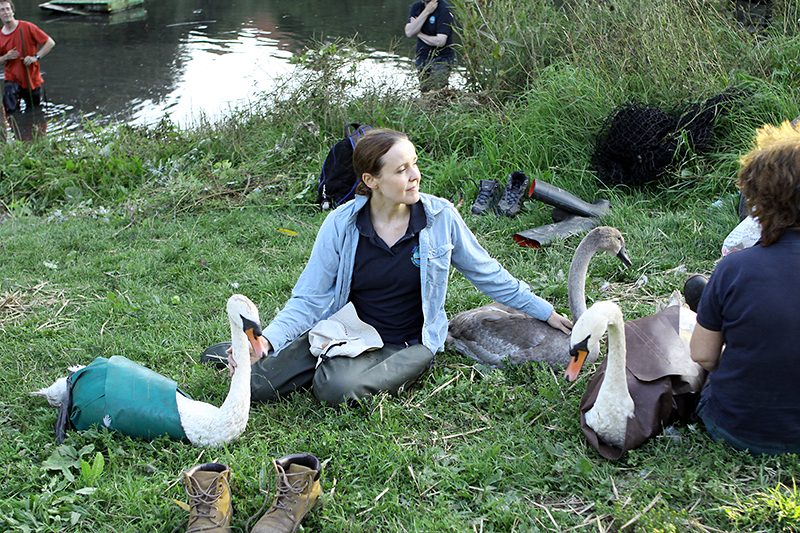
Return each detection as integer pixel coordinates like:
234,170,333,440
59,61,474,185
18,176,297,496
447,303,569,367
624,306,704,383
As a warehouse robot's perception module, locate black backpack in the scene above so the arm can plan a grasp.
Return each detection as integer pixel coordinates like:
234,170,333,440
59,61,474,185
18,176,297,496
318,122,372,210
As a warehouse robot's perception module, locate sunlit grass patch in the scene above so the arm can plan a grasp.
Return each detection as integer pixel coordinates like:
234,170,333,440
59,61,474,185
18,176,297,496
723,479,800,531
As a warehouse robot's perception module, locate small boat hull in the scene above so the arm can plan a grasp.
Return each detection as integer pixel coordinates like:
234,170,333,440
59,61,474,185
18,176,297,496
39,0,144,15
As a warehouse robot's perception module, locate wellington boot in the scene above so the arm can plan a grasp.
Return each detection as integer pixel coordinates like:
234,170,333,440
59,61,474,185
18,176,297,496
683,274,708,313
513,215,601,249
528,178,610,219
182,463,232,533
247,453,322,533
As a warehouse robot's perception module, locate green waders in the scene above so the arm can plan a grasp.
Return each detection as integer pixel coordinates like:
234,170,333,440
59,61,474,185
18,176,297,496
250,333,434,406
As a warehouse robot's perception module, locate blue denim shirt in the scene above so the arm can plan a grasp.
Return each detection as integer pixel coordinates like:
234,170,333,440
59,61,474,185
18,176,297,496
263,193,554,355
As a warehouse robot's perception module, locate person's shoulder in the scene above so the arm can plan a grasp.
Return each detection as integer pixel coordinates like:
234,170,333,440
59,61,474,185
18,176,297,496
324,195,366,222
19,20,46,34
420,194,461,223
714,242,767,279
420,193,453,210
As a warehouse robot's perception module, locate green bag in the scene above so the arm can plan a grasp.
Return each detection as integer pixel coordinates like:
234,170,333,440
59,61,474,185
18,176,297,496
69,356,190,441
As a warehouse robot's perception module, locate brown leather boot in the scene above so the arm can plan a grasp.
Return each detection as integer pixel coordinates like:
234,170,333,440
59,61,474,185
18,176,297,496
247,454,322,533
182,463,232,533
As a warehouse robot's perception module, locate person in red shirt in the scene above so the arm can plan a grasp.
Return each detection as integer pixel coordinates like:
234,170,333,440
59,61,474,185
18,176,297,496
0,0,55,115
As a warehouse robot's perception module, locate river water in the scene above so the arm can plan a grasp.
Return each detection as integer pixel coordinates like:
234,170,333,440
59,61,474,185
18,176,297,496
12,0,439,132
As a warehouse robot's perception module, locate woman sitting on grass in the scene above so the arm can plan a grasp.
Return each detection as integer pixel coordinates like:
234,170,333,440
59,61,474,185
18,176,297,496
690,120,800,456
207,128,572,406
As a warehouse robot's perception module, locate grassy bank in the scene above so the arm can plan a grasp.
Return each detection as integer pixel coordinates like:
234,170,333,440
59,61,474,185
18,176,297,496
2,1,800,531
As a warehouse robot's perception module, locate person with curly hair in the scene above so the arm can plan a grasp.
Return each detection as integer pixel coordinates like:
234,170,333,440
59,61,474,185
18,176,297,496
690,120,800,455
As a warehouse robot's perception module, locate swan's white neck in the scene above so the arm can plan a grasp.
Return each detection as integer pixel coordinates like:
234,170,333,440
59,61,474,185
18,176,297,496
598,318,629,399
177,314,253,446
216,322,252,420
585,310,634,448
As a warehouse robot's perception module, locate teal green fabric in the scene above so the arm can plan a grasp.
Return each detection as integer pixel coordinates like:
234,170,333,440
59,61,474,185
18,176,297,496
69,356,190,441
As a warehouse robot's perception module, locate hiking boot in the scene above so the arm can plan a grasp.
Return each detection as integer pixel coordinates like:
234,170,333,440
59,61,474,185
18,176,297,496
201,342,232,370
181,462,232,533
247,453,322,533
470,179,501,215
496,171,529,217
683,274,708,313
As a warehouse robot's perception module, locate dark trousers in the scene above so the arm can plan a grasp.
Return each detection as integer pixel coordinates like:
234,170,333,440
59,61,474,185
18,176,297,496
418,59,452,93
250,333,435,406
3,81,42,114
696,395,800,456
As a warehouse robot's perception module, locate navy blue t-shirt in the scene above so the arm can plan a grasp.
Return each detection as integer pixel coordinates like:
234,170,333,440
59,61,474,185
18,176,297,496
350,201,427,346
407,0,455,66
696,228,800,443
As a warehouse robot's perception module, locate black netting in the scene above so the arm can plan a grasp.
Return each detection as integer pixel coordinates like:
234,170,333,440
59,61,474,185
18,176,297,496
590,88,745,187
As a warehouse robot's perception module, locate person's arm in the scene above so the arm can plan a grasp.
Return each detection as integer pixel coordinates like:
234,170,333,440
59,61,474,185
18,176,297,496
24,36,54,66
417,32,447,48
446,204,555,322
405,0,438,38
690,323,724,371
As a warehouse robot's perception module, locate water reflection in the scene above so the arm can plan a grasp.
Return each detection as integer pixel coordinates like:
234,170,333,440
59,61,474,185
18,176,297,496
11,0,428,133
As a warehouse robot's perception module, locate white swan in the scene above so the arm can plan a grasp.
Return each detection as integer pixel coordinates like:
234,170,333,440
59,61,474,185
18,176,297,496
446,226,631,368
32,294,268,447
566,299,706,459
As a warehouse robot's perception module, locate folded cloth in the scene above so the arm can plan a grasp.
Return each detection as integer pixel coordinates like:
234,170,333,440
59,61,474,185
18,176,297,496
722,215,761,256
309,302,384,367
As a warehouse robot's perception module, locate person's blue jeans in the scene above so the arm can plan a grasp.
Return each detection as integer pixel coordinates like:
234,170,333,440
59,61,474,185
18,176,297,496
697,397,800,456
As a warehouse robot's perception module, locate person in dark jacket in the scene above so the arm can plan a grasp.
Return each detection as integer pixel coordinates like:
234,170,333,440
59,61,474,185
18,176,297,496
405,0,454,92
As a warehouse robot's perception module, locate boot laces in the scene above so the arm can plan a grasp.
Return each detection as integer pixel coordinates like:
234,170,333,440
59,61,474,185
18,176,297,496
245,460,315,533
272,467,312,512
181,474,231,533
475,182,497,205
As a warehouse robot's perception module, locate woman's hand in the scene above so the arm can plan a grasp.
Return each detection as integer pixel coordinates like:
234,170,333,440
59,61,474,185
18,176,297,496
226,344,260,377
546,310,572,335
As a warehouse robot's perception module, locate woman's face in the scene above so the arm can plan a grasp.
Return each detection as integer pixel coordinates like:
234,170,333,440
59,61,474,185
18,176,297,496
366,139,421,206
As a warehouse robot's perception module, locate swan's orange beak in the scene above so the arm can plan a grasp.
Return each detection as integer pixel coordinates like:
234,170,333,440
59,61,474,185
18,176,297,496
565,336,590,382
247,329,269,361
564,349,588,382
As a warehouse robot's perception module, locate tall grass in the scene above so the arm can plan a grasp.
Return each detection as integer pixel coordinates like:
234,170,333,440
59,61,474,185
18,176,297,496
454,0,800,101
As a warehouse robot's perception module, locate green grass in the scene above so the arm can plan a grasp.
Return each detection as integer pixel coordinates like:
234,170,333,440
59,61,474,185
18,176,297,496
2,0,800,531
2,191,798,532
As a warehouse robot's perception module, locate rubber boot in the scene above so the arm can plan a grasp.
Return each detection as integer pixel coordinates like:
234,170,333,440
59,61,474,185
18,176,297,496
247,454,322,533
182,463,232,533
683,274,708,313
528,178,610,219
550,200,612,222
513,215,602,249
